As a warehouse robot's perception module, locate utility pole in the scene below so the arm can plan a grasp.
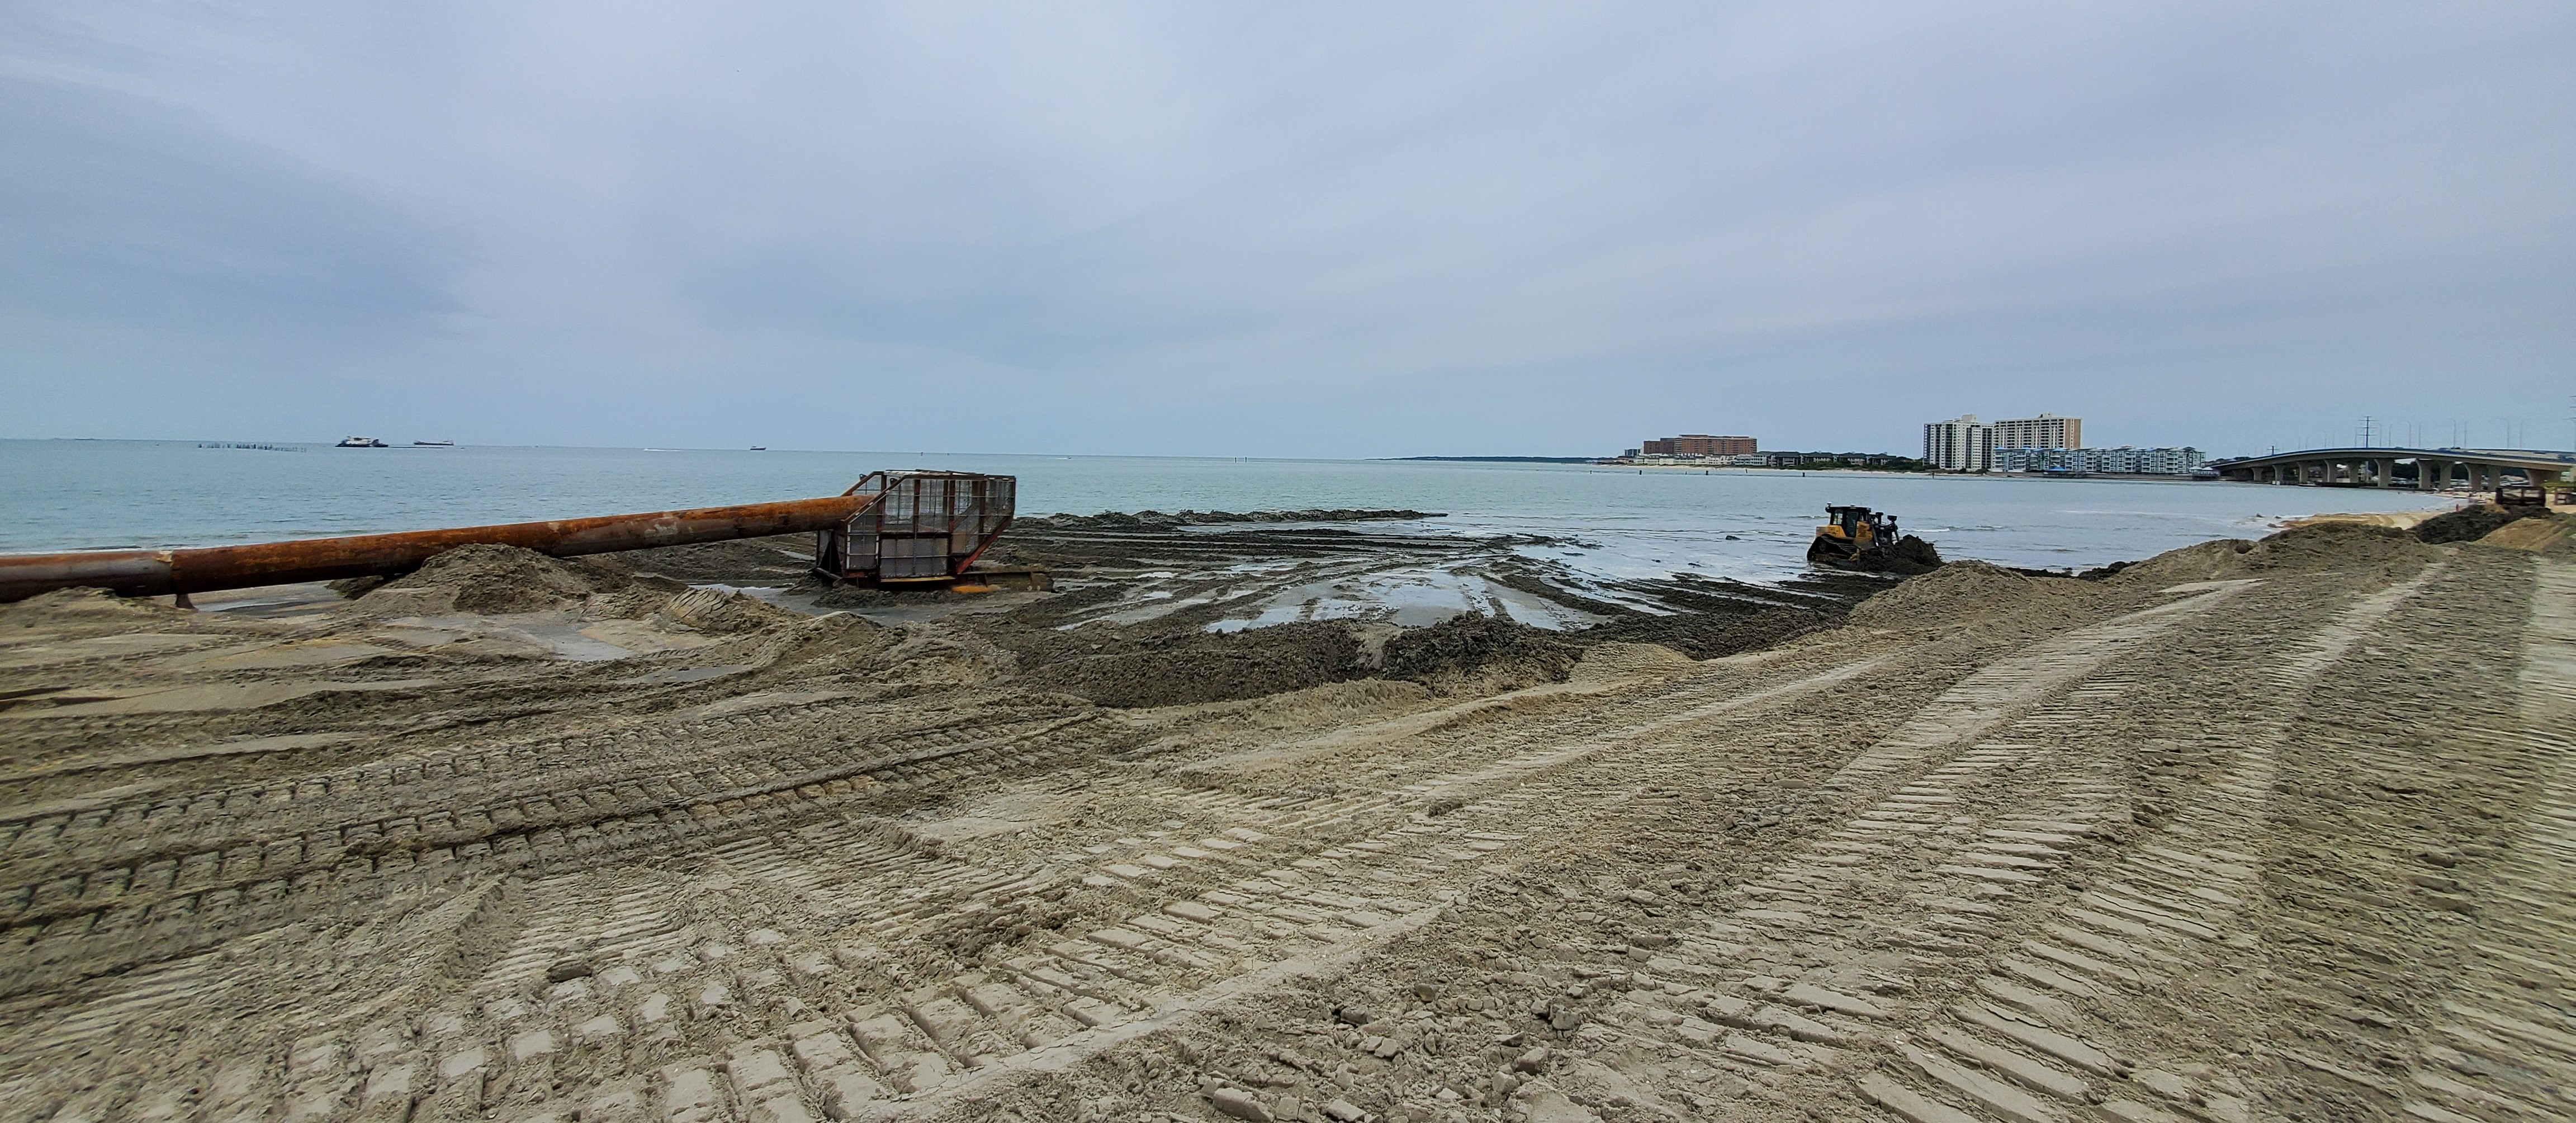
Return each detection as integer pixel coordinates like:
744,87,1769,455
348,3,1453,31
2359,417,2374,449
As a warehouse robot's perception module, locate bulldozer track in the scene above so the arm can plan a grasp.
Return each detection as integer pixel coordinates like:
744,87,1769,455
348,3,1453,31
0,542,2560,1123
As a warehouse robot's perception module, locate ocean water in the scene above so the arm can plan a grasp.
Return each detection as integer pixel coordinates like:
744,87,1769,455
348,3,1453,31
1,439,2452,584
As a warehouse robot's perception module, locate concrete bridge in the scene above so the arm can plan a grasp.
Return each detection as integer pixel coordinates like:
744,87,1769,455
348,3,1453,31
2214,446,2576,489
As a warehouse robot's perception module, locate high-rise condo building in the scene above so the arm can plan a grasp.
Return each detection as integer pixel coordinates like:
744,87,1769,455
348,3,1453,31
1923,416,1993,472
1990,413,2082,450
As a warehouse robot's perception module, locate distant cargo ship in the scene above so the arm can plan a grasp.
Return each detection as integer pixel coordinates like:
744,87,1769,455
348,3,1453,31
413,440,454,446
335,436,389,447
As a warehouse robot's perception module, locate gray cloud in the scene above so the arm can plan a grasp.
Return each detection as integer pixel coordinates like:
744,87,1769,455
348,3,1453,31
0,77,457,334
1,3,2569,456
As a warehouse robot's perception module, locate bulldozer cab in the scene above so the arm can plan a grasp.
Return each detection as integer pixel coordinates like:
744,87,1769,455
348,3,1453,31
1821,505,1881,544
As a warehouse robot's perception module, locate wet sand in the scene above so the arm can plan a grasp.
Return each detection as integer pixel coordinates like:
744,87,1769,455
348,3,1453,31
1,513,2570,1123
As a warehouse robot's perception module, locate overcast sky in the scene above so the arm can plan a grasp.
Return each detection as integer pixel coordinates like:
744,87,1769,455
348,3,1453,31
3,3,2570,458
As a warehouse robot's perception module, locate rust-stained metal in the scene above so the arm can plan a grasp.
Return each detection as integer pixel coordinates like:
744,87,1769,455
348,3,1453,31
813,471,1016,584
0,495,869,603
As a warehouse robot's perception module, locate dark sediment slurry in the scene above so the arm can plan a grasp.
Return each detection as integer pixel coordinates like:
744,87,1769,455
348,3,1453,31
917,509,1900,706
295,511,2532,713
448,510,1892,709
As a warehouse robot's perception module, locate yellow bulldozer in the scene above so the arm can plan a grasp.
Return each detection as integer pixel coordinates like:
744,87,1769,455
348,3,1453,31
1807,504,1944,573
1807,505,1896,569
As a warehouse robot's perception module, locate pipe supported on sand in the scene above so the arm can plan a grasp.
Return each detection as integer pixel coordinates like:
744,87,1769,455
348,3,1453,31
0,495,870,603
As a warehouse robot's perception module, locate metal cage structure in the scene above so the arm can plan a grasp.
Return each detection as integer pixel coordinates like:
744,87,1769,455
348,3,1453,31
813,471,1016,584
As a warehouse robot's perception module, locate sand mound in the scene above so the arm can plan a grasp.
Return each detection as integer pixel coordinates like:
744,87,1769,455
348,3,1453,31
652,587,804,634
2417,504,2544,545
2111,522,2441,586
598,535,815,583
1847,561,2035,628
860,629,1017,687
1579,606,1825,659
729,611,1012,687
2286,511,2434,532
1568,641,1698,683
0,587,175,628
355,544,635,615
1176,678,1436,728
1017,621,1365,709
2244,522,2440,572
746,611,894,669
2477,513,2573,554
1380,612,1579,692
2109,539,2258,586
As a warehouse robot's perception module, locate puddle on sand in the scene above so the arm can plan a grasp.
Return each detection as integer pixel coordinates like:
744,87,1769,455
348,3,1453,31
1204,563,1606,632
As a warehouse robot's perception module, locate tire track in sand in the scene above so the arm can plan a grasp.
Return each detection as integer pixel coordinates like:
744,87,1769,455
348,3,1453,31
1849,563,2449,1122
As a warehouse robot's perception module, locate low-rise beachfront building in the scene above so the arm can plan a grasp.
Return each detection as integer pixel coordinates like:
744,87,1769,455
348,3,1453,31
1609,441,1926,470
1640,434,1758,457
1764,451,1926,469
1998,446,2206,475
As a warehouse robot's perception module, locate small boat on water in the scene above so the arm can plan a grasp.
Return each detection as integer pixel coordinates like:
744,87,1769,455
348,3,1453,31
413,440,454,447
750,446,768,451
335,436,389,448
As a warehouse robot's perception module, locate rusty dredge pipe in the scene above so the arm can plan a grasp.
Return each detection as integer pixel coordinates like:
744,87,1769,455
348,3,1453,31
0,495,868,604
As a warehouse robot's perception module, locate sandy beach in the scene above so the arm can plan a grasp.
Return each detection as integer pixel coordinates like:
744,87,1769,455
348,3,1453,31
2,509,2570,1123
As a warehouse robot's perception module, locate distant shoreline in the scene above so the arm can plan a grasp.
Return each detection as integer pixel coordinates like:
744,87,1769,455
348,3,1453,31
1388,455,1599,463
1602,463,2225,483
